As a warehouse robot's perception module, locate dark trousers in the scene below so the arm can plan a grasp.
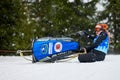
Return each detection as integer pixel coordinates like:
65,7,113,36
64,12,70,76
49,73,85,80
78,50,106,63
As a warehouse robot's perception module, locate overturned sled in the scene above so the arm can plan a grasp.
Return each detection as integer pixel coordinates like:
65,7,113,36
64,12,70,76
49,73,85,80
17,31,87,63
32,37,80,63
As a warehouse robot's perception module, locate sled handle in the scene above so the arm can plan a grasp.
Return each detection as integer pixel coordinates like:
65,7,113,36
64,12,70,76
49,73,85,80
83,48,87,54
17,50,32,61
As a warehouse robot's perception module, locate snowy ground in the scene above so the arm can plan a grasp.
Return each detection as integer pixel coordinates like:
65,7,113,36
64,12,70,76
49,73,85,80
0,55,120,80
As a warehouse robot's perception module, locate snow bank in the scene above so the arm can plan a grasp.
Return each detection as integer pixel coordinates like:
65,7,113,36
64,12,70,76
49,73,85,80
0,55,120,80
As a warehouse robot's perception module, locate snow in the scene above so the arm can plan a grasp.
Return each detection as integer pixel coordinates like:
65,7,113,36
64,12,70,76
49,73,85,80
0,55,120,80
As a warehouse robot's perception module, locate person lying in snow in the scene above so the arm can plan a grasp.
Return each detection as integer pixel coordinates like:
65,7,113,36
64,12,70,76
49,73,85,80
77,24,113,63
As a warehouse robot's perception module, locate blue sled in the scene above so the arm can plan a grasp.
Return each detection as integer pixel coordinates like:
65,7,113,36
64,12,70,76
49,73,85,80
32,37,79,62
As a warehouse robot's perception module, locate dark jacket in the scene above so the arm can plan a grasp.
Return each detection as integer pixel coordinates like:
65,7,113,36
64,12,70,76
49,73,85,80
86,31,108,54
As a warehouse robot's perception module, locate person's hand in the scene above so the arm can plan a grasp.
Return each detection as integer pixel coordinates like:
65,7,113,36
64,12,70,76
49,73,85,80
76,30,88,37
79,47,87,53
79,47,85,52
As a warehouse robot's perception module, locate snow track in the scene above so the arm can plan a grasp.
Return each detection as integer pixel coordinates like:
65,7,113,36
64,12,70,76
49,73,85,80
0,55,120,80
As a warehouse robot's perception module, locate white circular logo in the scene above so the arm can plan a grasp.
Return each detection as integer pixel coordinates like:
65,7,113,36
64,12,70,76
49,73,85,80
54,42,62,52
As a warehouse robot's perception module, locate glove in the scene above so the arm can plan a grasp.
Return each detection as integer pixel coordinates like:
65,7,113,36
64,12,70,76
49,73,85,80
79,47,87,53
79,47,85,52
76,30,88,37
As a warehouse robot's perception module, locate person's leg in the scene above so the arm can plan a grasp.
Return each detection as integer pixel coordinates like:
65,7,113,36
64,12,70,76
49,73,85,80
95,52,106,61
78,52,96,62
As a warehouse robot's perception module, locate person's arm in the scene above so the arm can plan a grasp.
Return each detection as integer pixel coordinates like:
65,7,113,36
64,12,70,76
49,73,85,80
76,30,96,40
85,32,107,52
81,30,96,40
87,34,96,40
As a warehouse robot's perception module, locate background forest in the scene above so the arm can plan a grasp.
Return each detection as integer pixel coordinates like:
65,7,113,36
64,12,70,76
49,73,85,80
0,0,120,54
